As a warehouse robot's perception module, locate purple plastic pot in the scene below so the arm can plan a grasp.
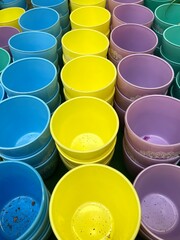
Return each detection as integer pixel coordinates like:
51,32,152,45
125,95,180,158
107,51,119,67
124,128,180,167
133,164,180,240
0,26,20,53
123,137,145,178
109,24,158,64
111,4,154,29
117,53,174,98
113,98,125,130
106,0,143,13
114,85,133,111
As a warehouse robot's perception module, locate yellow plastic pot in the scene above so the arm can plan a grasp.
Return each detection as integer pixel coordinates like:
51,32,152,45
70,6,111,35
50,96,119,160
61,55,116,99
62,29,109,61
0,7,25,31
49,164,141,240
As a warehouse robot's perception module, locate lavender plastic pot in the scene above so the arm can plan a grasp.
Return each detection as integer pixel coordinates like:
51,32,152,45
124,128,180,167
133,164,180,240
125,95,180,159
114,85,133,111
31,0,69,15
111,4,154,29
106,0,143,13
116,53,174,98
8,31,57,62
107,51,119,67
113,99,125,129
0,26,20,53
109,24,158,64
19,7,61,37
123,138,144,179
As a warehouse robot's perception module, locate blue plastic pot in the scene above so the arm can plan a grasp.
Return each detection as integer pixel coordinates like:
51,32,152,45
35,147,59,179
1,137,55,167
31,0,69,15
0,95,51,157
8,31,57,62
0,0,27,10
19,7,61,37
1,57,58,102
0,161,50,240
0,84,5,102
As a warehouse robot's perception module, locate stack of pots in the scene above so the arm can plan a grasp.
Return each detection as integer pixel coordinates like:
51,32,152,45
50,97,119,169
0,47,11,76
114,53,174,129
123,95,180,179
152,3,180,68
0,26,20,54
8,30,57,63
0,0,28,10
143,0,171,12
0,7,25,31
69,5,111,37
1,57,61,114
18,7,62,71
111,3,154,30
108,23,158,67
60,55,117,105
0,84,6,103
106,0,143,13
0,161,52,239
69,0,106,12
161,25,180,77
31,0,71,35
0,95,59,179
61,28,109,64
170,71,180,100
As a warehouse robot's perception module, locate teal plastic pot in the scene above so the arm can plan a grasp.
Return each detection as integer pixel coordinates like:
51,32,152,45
154,3,180,33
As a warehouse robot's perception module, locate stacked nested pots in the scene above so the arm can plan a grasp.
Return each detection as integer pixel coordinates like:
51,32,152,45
152,3,180,75
60,55,117,105
50,97,119,170
0,95,59,180
114,53,174,129
0,161,52,239
123,95,180,179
